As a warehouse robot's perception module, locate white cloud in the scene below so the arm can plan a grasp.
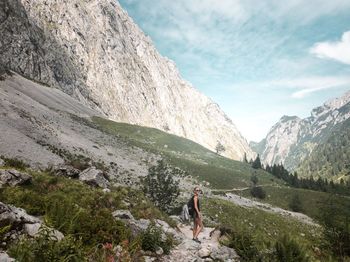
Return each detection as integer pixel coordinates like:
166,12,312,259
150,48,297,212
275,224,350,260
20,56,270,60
229,76,350,99
310,31,350,65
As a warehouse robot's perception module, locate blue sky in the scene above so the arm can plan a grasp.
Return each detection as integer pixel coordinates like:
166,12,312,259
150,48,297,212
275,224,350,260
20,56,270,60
119,0,350,142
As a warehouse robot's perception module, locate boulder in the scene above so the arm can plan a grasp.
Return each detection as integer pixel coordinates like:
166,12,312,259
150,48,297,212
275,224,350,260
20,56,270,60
0,159,4,167
79,167,109,188
155,219,184,242
128,219,151,237
0,201,40,226
0,252,15,262
0,169,32,187
142,256,157,262
55,165,80,178
198,247,211,258
155,246,164,255
210,246,239,261
112,210,134,220
23,223,64,241
0,202,64,242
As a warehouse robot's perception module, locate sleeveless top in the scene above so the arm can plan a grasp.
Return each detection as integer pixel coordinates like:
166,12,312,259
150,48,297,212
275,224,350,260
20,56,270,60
191,195,200,213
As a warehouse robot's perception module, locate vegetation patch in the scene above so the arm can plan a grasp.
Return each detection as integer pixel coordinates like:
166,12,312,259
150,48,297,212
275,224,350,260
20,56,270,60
0,170,174,260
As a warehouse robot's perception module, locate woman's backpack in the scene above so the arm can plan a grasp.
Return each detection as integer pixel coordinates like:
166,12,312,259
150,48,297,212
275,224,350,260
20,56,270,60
187,196,194,216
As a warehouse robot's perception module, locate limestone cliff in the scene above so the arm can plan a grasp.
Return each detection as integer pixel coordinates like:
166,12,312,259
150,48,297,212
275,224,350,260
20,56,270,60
0,0,254,160
253,91,350,170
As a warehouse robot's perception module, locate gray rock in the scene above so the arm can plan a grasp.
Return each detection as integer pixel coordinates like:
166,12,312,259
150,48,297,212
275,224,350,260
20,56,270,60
0,159,4,167
128,219,151,237
155,219,184,242
155,246,164,256
198,247,211,258
143,256,157,262
210,246,239,261
0,252,15,262
0,169,32,187
0,202,64,241
0,201,40,225
112,210,134,220
23,223,64,241
23,223,42,237
79,167,109,188
55,165,80,178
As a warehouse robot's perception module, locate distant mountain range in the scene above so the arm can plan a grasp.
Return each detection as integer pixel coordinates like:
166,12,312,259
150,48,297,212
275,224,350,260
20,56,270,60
251,91,350,180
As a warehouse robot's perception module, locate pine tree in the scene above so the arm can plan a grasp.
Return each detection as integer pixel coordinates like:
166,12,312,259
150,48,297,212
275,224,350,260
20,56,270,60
252,154,262,169
142,160,183,213
243,153,248,163
215,142,225,155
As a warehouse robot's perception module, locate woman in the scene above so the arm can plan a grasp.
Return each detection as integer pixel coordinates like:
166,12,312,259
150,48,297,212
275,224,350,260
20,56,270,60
191,186,203,243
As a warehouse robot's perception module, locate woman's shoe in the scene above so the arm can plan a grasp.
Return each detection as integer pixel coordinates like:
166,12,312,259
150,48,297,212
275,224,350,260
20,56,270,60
192,238,201,244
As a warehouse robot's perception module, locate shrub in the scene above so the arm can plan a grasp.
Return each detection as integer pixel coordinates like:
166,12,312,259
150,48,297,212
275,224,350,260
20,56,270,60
140,223,173,255
251,173,258,186
140,223,162,253
318,196,350,259
8,227,85,262
250,186,266,199
273,234,309,262
289,194,303,212
1,156,29,170
227,229,260,261
142,160,182,213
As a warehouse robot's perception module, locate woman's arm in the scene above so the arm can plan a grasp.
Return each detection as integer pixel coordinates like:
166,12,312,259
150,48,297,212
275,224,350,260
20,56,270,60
194,196,200,214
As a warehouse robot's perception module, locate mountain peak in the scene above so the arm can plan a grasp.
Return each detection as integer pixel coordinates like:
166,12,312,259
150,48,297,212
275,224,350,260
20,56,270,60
0,0,254,160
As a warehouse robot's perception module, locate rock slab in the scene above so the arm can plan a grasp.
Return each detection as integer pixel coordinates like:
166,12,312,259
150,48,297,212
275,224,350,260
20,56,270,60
0,169,32,187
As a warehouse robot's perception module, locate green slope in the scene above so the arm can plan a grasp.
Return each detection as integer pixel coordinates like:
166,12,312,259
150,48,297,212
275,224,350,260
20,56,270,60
91,116,283,189
297,116,350,181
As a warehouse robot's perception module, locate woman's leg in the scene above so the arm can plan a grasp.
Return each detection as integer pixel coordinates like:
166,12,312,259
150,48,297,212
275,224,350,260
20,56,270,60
194,216,203,239
193,215,198,239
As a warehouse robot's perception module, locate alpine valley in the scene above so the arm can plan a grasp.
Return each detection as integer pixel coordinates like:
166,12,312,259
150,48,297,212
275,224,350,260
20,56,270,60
0,0,349,261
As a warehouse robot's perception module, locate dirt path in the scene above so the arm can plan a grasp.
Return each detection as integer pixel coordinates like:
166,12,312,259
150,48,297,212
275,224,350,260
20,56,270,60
161,224,239,261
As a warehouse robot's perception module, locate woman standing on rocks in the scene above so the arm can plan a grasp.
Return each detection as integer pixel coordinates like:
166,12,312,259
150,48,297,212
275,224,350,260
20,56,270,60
191,186,203,243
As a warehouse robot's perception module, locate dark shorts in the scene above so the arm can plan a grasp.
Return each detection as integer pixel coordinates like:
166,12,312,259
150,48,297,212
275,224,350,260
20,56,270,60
192,211,199,220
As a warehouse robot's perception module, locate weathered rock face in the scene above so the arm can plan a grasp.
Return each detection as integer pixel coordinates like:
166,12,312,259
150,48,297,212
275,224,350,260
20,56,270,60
253,91,350,170
0,202,64,244
0,169,32,187
0,0,254,161
78,167,109,188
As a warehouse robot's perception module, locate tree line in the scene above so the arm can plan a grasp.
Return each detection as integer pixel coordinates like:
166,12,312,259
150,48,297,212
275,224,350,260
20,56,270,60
244,154,350,196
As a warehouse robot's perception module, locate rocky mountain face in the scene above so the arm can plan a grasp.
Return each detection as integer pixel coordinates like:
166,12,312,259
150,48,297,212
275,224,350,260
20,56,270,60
252,91,350,172
0,0,253,161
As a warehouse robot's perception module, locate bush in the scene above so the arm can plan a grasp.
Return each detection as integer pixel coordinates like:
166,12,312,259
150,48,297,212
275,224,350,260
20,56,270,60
0,172,130,247
273,234,309,262
8,227,85,262
142,160,182,213
140,223,173,255
227,229,260,261
250,186,266,199
289,194,303,212
318,196,350,259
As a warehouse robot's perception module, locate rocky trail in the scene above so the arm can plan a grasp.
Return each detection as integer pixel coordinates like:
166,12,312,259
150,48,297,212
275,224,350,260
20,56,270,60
162,223,239,262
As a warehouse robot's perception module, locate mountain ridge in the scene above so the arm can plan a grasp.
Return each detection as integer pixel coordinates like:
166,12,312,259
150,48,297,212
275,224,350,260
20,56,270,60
252,90,350,173
0,0,254,161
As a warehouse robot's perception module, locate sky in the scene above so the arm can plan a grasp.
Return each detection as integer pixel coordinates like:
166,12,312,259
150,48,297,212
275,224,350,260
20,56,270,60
119,0,350,142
